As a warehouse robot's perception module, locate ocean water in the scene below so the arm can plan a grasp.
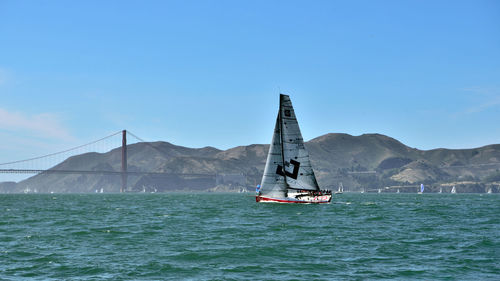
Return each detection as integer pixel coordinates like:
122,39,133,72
1,193,499,280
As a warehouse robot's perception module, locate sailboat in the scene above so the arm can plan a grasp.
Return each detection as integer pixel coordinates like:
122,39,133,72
256,94,332,204
418,183,424,194
397,189,400,193
451,186,456,194
439,187,442,193
335,182,344,194
487,187,492,194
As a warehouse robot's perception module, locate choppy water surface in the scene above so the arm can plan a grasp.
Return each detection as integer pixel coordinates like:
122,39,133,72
1,193,499,280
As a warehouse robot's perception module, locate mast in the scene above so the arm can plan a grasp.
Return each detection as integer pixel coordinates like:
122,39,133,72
278,94,289,191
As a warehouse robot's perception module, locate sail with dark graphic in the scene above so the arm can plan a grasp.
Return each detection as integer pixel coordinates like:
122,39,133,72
257,94,331,204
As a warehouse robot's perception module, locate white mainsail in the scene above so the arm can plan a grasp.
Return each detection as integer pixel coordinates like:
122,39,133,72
259,94,320,198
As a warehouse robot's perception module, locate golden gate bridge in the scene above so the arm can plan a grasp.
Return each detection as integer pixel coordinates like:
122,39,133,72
0,130,216,192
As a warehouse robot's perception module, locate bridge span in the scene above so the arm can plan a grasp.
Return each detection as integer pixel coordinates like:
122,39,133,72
0,130,217,192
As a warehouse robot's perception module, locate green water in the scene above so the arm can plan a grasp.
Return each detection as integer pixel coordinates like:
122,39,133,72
1,193,499,280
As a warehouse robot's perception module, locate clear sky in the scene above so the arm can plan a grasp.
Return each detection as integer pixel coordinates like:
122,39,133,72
1,0,499,166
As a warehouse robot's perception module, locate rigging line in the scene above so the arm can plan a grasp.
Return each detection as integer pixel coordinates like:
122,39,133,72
0,130,123,166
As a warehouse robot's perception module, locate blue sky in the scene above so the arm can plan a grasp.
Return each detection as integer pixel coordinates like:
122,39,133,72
1,0,499,168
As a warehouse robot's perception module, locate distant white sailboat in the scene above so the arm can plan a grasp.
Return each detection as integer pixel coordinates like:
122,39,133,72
256,94,332,204
418,184,424,194
100,188,104,193
487,187,492,194
335,183,344,194
439,187,442,193
451,186,456,194
378,188,382,193
397,189,400,193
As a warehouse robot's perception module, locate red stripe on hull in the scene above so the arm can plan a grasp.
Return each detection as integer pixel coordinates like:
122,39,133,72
255,196,331,204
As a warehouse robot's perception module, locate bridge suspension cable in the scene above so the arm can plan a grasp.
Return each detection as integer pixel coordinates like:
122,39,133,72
126,130,174,159
0,130,123,166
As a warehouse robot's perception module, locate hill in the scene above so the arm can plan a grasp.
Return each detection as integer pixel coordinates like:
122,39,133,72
4,133,500,193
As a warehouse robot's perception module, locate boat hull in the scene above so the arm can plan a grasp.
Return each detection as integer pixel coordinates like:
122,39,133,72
256,195,331,204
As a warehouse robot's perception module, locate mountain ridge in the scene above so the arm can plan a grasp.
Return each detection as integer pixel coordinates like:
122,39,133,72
1,133,499,193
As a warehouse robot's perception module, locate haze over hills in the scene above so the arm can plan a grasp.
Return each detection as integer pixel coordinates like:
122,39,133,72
2,133,500,193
